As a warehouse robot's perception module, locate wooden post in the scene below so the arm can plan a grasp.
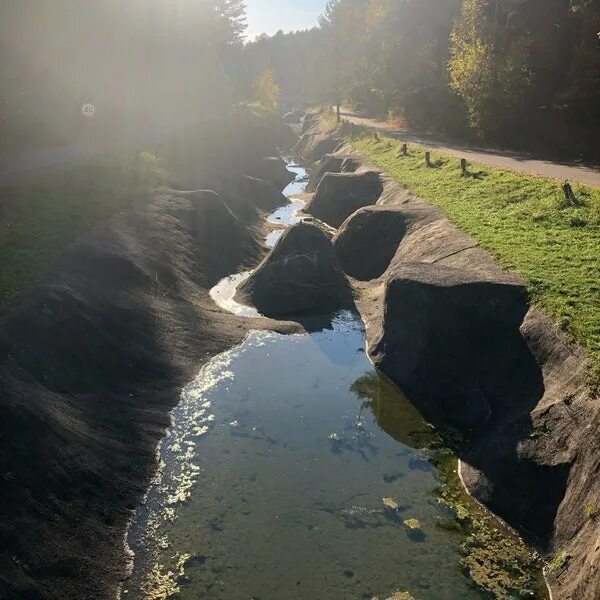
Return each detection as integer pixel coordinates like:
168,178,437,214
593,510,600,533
401,143,408,156
425,151,432,167
563,181,577,205
374,132,380,142
460,158,468,176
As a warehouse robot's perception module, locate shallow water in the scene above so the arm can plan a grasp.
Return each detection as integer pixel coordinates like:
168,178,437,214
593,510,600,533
265,166,306,248
281,162,309,197
209,271,258,318
210,160,307,317
124,159,487,599
266,197,306,229
123,314,484,600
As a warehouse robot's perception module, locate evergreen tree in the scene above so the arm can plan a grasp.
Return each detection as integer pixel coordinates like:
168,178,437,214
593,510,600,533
216,0,248,43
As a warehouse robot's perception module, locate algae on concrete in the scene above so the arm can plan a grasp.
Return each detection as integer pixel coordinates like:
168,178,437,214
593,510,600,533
435,450,547,600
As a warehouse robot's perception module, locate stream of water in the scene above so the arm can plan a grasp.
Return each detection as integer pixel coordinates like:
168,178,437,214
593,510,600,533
123,160,489,600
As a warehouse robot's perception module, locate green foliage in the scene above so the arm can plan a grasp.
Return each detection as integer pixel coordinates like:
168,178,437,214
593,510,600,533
449,0,532,134
245,0,600,154
0,154,162,313
345,129,600,392
448,0,493,129
547,551,570,575
253,69,281,111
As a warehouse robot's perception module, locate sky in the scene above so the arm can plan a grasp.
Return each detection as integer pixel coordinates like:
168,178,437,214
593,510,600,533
245,0,326,40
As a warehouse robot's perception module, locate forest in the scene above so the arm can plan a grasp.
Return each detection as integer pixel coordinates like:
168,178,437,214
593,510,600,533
244,0,600,158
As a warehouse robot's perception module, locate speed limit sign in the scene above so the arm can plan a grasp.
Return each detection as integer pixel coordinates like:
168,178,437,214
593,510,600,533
81,103,95,117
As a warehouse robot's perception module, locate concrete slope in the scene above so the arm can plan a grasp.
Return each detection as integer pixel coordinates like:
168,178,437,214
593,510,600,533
0,164,299,599
304,124,599,599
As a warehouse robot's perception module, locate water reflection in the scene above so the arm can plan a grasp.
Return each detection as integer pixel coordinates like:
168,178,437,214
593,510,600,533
210,160,308,314
351,372,437,450
266,197,306,228
208,271,258,318
281,163,309,197
126,155,485,600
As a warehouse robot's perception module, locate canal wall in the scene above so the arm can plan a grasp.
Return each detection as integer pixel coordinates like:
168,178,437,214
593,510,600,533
0,119,300,600
297,113,600,600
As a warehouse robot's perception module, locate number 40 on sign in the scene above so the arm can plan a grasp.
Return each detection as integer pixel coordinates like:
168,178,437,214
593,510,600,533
81,103,95,117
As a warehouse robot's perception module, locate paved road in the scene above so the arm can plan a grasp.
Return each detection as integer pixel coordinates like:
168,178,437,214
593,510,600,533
341,111,600,188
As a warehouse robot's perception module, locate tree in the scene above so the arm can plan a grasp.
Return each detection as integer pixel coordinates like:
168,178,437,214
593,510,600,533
448,0,496,131
560,0,600,131
358,0,461,124
240,0,600,157
217,0,247,43
449,0,532,136
320,0,368,121
254,69,281,111
0,1,250,153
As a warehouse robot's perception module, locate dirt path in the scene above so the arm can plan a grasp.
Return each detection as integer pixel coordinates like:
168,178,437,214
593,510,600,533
341,110,600,188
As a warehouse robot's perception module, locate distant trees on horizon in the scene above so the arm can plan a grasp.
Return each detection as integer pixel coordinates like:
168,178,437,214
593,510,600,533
243,0,600,157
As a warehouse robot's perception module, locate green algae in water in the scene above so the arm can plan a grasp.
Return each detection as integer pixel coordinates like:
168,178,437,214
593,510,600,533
403,519,422,531
123,312,542,600
435,453,548,600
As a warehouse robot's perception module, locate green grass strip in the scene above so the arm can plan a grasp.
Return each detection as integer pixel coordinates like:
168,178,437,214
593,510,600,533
0,152,164,315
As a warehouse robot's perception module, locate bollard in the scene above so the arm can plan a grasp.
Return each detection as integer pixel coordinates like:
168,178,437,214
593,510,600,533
425,151,432,167
374,132,380,142
401,143,408,156
460,158,468,176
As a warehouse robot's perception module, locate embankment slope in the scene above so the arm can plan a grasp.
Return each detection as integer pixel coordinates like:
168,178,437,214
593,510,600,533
0,117,299,599
297,115,599,599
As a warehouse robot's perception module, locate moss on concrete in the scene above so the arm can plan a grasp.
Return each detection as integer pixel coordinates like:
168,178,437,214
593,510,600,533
434,447,547,599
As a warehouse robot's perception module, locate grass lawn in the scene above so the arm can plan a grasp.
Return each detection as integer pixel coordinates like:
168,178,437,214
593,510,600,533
341,124,600,391
0,152,163,315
